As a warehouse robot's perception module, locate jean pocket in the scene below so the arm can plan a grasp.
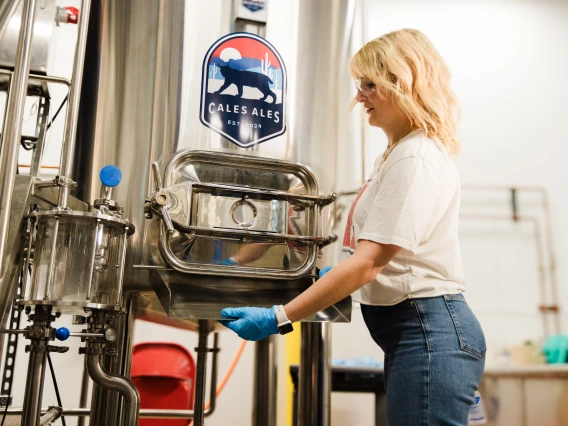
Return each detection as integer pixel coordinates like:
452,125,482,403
444,294,486,358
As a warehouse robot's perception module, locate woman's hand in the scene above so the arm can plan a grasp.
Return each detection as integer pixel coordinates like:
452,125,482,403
219,306,278,341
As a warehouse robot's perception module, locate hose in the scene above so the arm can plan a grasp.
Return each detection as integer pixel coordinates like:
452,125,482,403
187,340,247,426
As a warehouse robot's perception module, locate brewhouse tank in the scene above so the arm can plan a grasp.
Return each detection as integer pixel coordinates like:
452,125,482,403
72,0,364,324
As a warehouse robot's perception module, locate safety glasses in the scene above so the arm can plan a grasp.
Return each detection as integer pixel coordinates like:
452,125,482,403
353,79,377,96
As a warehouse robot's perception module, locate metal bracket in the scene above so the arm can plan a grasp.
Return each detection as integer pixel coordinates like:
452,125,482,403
194,347,221,354
30,95,51,177
73,315,88,325
79,346,116,356
1,274,23,404
0,396,12,407
24,344,69,354
48,345,69,354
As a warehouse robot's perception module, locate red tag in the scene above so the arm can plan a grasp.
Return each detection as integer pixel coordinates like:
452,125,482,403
66,7,79,24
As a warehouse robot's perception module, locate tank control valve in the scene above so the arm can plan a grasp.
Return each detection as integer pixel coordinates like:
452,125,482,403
56,327,117,343
94,165,125,217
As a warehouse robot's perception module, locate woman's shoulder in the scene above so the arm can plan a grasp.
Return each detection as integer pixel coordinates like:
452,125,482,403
388,130,451,167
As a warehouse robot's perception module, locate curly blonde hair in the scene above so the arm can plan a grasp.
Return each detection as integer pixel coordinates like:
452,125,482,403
350,29,461,157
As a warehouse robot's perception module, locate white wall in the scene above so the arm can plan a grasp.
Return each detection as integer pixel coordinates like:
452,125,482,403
361,0,568,351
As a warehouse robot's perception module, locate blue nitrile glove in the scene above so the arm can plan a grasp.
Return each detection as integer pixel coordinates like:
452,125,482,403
219,306,278,341
217,257,238,266
319,265,333,278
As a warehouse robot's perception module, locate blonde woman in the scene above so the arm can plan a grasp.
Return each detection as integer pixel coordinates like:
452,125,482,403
221,29,486,425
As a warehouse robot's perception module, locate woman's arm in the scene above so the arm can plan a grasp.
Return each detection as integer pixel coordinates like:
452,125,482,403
284,240,401,322
231,243,273,264
220,240,401,341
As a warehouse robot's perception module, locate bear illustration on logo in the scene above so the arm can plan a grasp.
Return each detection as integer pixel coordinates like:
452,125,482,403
215,65,277,103
200,32,287,148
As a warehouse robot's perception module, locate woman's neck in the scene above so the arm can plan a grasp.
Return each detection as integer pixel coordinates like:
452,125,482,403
385,120,415,147
383,113,415,148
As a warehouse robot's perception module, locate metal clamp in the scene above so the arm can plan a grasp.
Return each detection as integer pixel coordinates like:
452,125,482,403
53,175,78,189
147,162,175,233
26,324,55,339
318,233,338,248
93,198,125,218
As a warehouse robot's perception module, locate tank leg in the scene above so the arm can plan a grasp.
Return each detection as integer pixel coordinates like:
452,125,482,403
193,320,210,426
297,322,332,426
20,306,58,426
252,336,277,426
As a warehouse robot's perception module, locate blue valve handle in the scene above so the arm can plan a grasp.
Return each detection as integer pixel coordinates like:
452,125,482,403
55,327,70,341
99,165,122,187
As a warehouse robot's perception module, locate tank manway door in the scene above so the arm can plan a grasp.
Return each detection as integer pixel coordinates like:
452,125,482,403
144,150,337,281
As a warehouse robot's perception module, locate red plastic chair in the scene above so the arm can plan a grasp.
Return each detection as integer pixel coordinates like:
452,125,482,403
132,342,196,426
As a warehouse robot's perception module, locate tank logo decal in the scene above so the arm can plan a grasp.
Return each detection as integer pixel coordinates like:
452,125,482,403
200,32,286,148
242,0,265,12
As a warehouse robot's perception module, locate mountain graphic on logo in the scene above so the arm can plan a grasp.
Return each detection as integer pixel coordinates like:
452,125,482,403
208,47,283,92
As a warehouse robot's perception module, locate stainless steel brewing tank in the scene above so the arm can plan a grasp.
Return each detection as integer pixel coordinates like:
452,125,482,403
0,0,56,74
72,0,360,322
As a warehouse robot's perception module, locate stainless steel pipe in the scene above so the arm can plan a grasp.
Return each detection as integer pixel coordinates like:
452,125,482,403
86,354,140,426
0,69,71,87
20,341,49,426
89,301,134,426
57,0,91,209
8,408,212,418
39,406,63,425
252,336,278,426
77,366,90,426
0,0,38,361
205,332,219,417
297,322,332,426
193,320,209,426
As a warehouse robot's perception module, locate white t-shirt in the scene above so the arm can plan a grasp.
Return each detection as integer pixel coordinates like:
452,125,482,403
343,129,466,306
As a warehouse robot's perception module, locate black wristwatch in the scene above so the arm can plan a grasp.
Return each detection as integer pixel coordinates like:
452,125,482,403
274,305,294,335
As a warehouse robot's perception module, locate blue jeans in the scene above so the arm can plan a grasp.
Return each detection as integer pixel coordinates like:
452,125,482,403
361,294,486,426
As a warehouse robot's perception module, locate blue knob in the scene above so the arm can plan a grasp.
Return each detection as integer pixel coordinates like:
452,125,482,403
55,327,70,341
99,165,122,187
